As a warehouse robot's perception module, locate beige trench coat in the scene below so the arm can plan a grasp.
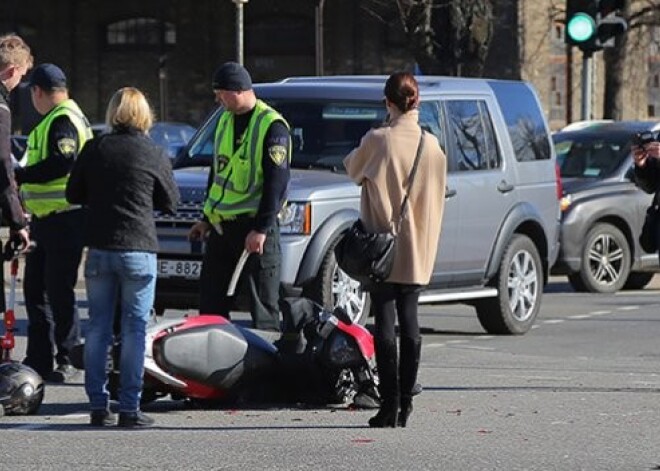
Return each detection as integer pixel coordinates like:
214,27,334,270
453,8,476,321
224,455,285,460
343,110,447,285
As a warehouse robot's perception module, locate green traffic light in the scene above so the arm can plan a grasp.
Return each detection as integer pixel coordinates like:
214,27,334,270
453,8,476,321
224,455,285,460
567,12,596,42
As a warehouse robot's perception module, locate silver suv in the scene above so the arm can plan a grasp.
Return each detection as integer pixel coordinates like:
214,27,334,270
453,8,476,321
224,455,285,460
155,76,560,335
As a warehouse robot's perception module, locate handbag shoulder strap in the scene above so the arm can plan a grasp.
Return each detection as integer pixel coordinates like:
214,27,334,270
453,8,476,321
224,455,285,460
396,128,425,232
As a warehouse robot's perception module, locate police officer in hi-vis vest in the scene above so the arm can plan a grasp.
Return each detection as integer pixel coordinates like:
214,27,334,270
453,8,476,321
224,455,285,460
16,64,92,383
188,62,290,331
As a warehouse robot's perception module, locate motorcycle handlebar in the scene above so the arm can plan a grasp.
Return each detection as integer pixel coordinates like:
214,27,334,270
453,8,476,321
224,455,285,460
3,237,36,261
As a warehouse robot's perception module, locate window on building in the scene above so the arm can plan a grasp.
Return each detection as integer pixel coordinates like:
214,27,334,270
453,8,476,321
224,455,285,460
649,105,656,117
551,76,557,92
105,18,176,49
555,24,562,41
651,27,660,55
654,75,660,88
246,16,314,55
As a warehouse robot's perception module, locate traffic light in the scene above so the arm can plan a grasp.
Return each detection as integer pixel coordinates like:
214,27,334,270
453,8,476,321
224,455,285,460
565,0,627,53
565,0,599,51
595,0,627,47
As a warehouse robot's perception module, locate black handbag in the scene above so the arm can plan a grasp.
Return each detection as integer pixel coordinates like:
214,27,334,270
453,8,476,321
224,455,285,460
639,203,659,253
335,130,425,284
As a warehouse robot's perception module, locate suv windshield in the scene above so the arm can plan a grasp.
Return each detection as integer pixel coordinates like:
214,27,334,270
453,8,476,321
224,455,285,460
554,133,631,179
278,101,387,170
178,100,387,170
176,99,443,171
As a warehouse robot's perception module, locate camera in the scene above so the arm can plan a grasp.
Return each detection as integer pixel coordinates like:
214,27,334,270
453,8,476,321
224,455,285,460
632,131,657,147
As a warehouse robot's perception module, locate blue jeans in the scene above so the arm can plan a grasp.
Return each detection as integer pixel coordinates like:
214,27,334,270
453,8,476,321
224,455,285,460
83,249,156,413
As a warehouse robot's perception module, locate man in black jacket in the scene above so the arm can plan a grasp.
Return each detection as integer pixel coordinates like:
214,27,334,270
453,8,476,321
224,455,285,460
0,35,32,312
633,135,660,258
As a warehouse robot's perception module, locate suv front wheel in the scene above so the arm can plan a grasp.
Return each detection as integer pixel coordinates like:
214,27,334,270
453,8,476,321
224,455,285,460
475,234,542,335
302,238,370,325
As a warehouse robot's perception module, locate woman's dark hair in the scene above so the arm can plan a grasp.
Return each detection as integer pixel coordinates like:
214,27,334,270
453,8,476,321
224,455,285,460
384,72,419,113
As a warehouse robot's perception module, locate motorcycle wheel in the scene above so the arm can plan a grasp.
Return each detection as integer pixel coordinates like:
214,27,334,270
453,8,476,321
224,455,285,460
303,238,370,326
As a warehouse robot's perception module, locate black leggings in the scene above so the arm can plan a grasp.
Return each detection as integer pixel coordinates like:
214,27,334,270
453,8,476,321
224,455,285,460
370,283,422,344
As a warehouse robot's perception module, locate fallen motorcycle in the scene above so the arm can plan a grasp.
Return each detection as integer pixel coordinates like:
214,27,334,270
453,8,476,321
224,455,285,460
73,296,381,409
73,250,380,408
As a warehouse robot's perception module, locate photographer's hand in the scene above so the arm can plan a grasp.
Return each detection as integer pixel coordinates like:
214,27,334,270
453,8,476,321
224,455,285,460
633,144,649,167
646,141,660,159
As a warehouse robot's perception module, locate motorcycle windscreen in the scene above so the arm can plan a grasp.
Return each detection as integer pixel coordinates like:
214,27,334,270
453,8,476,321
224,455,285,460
158,322,277,390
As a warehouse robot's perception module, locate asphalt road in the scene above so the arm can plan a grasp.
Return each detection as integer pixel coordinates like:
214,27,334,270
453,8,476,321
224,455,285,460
1,277,660,470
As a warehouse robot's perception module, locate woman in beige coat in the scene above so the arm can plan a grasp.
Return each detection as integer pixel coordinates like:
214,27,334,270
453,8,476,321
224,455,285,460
344,72,446,428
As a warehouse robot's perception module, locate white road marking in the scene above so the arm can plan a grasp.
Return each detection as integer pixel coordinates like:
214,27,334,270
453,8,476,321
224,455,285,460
8,424,50,430
450,345,495,351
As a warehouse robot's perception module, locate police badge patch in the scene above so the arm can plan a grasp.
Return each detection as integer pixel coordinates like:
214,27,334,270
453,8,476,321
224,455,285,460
268,145,287,166
57,137,77,156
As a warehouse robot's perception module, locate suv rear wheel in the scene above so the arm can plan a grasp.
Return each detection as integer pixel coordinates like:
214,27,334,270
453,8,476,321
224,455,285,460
303,238,370,325
568,223,631,293
475,234,542,335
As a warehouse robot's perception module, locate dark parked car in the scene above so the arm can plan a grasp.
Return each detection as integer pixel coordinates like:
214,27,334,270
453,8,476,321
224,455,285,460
551,121,660,293
148,122,196,158
91,121,196,159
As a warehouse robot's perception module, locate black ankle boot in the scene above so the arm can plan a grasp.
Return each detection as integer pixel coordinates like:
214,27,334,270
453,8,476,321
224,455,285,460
369,402,398,428
369,338,399,428
398,397,413,427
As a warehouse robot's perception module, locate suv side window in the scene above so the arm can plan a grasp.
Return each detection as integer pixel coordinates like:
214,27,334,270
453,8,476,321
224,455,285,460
488,81,551,162
444,99,500,172
418,100,446,152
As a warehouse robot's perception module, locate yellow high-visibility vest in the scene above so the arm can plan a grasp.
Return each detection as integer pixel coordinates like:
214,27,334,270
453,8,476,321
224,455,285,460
22,99,92,217
203,99,290,224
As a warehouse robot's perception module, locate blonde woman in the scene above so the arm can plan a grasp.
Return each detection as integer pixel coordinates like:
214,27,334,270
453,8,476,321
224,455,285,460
66,87,179,428
344,72,447,428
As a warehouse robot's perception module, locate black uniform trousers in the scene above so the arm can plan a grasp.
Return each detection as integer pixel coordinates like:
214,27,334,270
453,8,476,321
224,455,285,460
199,216,281,331
23,208,85,377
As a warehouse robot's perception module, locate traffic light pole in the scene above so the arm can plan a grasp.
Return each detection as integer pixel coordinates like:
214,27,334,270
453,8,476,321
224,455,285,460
565,0,628,121
580,53,593,120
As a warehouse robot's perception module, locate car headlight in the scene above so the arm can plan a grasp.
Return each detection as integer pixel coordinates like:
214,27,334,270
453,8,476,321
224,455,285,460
560,194,572,212
279,202,311,235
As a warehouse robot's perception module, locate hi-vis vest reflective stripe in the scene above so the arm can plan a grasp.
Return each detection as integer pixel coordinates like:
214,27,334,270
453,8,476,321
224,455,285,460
203,100,290,224
22,99,92,217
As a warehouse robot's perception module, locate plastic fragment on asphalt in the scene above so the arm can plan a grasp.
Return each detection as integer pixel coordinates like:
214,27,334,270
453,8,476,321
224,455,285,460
352,438,375,444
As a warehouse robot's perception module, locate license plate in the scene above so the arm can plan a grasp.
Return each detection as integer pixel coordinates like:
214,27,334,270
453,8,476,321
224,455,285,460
157,260,202,279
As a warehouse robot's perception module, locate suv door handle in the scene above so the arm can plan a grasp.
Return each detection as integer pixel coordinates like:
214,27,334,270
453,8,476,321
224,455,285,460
445,187,457,198
497,180,514,193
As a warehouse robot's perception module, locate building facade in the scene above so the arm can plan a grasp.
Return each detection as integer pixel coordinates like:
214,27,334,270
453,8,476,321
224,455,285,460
0,0,655,132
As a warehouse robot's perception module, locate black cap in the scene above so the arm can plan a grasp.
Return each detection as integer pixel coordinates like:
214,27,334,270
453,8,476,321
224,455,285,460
28,63,67,90
212,62,252,91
